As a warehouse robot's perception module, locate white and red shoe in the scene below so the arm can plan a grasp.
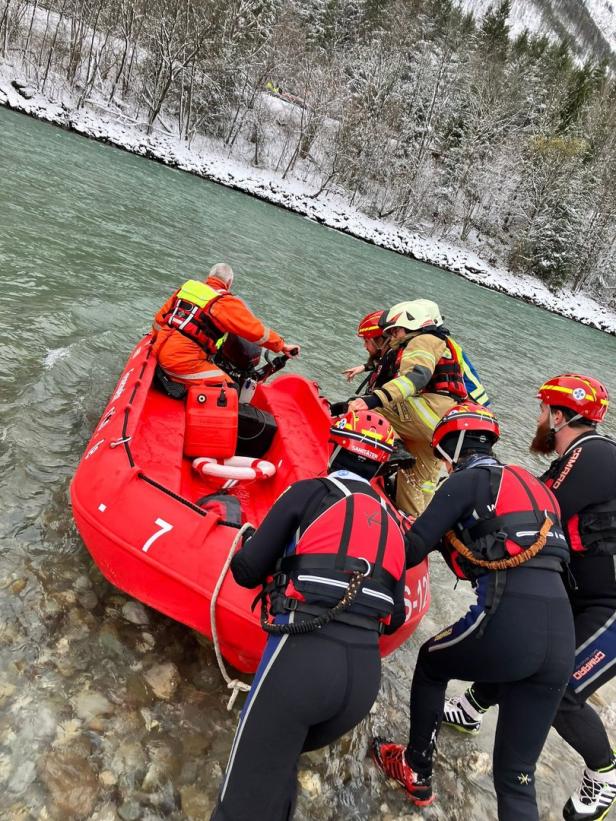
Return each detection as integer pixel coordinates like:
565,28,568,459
371,737,435,807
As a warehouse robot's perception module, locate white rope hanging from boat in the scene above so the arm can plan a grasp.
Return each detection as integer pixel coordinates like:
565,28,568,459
210,522,254,710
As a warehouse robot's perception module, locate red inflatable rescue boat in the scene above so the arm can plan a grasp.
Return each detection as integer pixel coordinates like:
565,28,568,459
71,335,430,673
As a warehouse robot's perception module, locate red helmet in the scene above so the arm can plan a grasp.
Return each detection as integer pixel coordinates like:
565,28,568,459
432,403,500,460
330,410,395,463
537,374,609,423
357,311,385,340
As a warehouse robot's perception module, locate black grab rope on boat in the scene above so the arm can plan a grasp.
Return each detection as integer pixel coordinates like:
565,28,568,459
137,473,208,516
121,407,135,468
136,473,243,528
119,340,154,469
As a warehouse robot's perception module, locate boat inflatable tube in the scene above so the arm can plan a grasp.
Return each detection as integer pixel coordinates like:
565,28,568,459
193,456,276,481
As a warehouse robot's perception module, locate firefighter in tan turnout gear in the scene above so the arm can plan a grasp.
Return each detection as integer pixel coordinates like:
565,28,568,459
348,299,468,517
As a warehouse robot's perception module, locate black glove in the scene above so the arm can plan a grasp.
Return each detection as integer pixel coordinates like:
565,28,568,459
329,400,350,416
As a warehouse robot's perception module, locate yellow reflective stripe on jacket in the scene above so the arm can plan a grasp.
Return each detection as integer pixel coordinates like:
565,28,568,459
408,396,442,431
375,334,446,408
469,384,489,404
176,279,220,308
405,348,437,369
391,374,417,399
462,357,488,404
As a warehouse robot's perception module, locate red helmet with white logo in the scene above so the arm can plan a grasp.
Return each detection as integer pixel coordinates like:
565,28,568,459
537,374,609,423
432,403,500,462
330,410,395,464
357,311,385,340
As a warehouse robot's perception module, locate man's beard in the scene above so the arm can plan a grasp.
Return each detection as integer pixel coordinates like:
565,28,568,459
530,418,556,454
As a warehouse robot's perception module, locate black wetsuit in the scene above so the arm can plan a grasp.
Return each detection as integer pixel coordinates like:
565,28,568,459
211,471,406,821
405,455,575,821
471,433,616,771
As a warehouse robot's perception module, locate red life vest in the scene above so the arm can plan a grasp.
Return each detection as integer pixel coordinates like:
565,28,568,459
449,465,569,581
427,336,467,398
272,476,405,624
164,280,227,355
390,333,467,399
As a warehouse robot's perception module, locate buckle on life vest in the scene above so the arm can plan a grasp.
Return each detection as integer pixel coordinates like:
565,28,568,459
495,530,508,542
282,596,298,611
273,571,288,588
358,557,372,577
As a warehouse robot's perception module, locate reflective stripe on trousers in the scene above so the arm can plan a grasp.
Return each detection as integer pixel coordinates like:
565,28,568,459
162,367,227,380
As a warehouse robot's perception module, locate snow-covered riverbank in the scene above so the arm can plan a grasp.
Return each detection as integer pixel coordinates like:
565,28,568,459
2,59,615,336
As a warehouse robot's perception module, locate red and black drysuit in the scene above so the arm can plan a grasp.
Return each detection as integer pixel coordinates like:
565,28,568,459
469,432,616,772
212,471,406,821
404,454,573,821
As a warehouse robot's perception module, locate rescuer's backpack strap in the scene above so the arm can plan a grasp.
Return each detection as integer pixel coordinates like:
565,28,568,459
326,476,356,572
324,475,389,579
463,466,549,552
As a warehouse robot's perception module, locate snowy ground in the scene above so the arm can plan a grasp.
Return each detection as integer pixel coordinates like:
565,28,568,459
1,58,615,336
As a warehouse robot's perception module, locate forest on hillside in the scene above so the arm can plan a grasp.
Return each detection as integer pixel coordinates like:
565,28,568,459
2,0,615,303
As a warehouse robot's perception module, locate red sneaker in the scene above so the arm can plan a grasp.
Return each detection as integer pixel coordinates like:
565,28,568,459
371,737,435,807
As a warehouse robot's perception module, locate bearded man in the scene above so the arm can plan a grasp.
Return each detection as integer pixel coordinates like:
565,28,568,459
442,374,616,821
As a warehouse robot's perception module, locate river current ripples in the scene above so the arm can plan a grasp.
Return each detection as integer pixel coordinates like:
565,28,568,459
1,105,616,819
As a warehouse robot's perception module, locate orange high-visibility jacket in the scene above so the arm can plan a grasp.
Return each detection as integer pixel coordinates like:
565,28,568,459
153,277,285,378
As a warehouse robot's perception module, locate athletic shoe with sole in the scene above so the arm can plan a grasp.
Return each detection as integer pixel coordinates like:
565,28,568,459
371,737,435,807
563,758,616,821
442,691,485,735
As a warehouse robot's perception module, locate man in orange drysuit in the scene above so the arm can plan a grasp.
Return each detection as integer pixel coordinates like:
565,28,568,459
153,263,299,383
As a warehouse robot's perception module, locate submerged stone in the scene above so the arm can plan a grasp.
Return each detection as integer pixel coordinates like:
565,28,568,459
90,802,121,821
298,769,322,797
118,801,142,821
78,589,99,610
8,758,37,794
143,662,180,701
180,784,215,819
0,678,16,706
99,622,126,657
39,749,99,818
121,602,149,626
10,578,27,594
74,690,114,721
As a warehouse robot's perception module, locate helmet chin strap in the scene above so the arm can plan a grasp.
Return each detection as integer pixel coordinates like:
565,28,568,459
436,430,466,467
452,430,466,464
328,444,342,470
548,408,582,433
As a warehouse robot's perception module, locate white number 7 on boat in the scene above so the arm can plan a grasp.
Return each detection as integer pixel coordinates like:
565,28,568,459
142,518,173,553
